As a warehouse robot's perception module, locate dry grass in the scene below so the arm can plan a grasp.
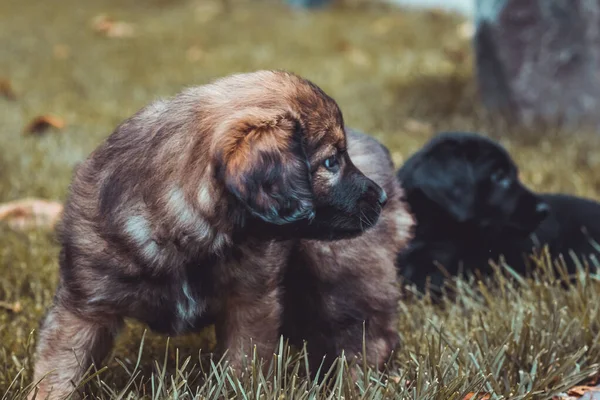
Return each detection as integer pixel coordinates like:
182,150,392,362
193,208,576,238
1,0,600,398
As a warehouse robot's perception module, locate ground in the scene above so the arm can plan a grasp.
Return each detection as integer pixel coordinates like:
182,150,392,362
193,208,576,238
1,0,600,398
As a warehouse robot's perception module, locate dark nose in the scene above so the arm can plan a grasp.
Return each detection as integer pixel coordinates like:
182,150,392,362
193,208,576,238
535,202,550,217
361,179,387,207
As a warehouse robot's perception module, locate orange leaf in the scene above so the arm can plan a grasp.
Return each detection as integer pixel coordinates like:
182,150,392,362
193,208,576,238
463,393,491,400
0,198,63,231
53,44,71,60
186,45,205,62
91,14,135,38
404,118,433,133
568,385,600,396
0,301,22,313
0,78,16,100
23,115,66,135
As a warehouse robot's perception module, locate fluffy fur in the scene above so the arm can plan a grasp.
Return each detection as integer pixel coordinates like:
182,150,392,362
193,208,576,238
31,70,413,399
282,129,413,373
396,131,600,294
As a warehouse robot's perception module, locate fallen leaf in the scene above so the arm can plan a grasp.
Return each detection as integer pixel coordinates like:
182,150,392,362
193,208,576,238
0,78,17,100
0,198,63,230
444,46,468,64
186,45,205,62
335,41,370,67
91,14,135,38
568,386,600,396
53,43,71,59
23,115,66,135
463,393,491,400
91,14,114,33
334,39,351,53
404,118,433,133
0,301,22,313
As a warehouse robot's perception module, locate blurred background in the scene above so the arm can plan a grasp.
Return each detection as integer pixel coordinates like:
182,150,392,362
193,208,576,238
3,0,600,208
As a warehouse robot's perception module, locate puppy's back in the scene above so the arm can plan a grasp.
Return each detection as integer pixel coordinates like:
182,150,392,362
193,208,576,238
345,129,396,194
536,193,600,256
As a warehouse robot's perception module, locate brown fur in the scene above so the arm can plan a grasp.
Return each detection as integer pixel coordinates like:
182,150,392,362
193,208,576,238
282,129,413,373
30,70,413,399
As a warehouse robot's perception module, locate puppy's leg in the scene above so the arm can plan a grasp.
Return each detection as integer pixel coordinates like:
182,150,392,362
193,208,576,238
364,312,400,369
31,303,122,400
327,286,400,379
216,287,281,374
326,313,398,378
357,280,400,373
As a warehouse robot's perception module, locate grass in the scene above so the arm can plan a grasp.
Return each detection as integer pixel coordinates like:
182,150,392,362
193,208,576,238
1,0,600,398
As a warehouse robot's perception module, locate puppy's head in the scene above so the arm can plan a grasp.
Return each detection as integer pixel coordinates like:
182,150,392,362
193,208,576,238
210,71,386,238
399,132,550,235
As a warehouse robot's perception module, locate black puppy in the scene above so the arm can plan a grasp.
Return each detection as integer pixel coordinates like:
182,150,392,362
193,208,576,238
396,131,600,293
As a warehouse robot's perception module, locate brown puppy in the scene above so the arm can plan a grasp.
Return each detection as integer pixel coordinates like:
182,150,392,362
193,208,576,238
282,129,413,374
31,70,413,399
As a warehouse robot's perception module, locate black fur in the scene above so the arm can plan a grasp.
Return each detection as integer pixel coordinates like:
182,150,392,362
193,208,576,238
305,155,387,240
396,132,600,293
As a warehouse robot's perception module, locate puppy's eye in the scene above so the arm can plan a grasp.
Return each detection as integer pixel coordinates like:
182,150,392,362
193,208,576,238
491,170,511,188
491,170,504,182
323,155,339,171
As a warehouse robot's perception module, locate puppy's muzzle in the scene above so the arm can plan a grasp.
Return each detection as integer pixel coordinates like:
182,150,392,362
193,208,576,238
535,201,550,219
361,180,387,207
357,180,387,229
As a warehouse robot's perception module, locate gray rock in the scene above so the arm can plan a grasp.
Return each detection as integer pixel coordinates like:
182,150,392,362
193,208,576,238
474,0,600,130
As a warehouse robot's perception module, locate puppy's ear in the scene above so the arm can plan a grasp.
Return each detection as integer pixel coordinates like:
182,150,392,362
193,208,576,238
216,109,314,225
407,153,476,223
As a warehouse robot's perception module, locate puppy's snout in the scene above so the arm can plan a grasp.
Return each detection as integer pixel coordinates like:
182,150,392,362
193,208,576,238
363,180,385,205
535,202,550,218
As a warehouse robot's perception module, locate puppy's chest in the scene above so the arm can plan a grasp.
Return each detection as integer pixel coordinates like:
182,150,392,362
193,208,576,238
171,278,209,333
139,263,218,335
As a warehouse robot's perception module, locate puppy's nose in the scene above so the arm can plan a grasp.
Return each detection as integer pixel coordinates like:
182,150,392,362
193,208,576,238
535,202,550,217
